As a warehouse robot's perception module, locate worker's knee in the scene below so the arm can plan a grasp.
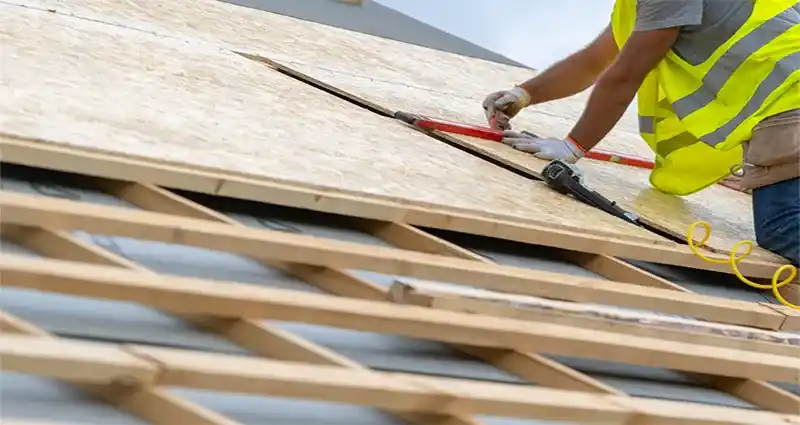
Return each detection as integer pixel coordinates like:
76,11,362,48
752,178,800,266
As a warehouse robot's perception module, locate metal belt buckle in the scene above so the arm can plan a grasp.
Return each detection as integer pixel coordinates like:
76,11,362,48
730,163,751,178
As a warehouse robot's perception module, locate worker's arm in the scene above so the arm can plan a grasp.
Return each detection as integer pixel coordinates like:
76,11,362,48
483,25,618,129
502,26,680,162
521,25,618,105
567,27,680,151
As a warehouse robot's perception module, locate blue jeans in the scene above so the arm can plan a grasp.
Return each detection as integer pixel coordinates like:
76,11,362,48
752,177,800,266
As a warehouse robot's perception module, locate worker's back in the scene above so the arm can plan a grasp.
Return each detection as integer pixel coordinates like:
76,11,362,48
649,1,797,63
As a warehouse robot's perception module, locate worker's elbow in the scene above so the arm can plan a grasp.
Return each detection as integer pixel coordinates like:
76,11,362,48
583,26,618,74
598,64,643,89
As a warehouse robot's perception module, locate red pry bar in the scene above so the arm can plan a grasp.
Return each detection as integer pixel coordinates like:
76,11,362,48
394,111,655,170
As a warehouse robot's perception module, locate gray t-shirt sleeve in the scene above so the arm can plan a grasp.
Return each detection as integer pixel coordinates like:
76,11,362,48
634,0,703,32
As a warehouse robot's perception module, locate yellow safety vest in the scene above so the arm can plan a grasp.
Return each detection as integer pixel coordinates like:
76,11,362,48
611,0,800,195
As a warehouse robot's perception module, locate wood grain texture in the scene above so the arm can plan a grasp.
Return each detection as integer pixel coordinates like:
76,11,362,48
389,280,800,355
5,254,800,384
9,0,646,156
17,0,777,260
0,190,787,329
9,334,796,425
0,4,663,244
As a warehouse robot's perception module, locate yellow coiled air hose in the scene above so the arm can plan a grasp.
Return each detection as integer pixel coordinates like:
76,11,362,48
687,221,798,309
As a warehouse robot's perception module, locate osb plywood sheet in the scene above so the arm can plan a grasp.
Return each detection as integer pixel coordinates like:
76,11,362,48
421,132,782,262
419,134,782,262
7,0,762,259
294,69,649,157
0,5,663,244
579,161,785,262
271,69,769,259
7,0,650,158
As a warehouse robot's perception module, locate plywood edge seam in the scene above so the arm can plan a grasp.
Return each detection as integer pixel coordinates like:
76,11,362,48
237,54,550,185
228,54,733,251
3,334,799,425
237,52,397,117
1,133,787,278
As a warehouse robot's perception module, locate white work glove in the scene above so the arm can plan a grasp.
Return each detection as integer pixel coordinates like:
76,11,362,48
482,86,531,130
502,131,585,163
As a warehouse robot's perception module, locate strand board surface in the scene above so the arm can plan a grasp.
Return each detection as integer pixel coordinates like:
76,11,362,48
6,0,647,157
22,0,774,259
0,4,663,245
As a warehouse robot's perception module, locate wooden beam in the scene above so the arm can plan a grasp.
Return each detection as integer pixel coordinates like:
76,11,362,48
389,281,800,414
358,221,621,394
360,221,490,261
388,280,800,357
1,224,150,271
0,311,251,425
365,220,797,412
6,335,796,425
694,377,800,416
0,310,51,337
94,179,388,301
362,220,687,292
766,303,800,332
0,136,785,277
3,255,799,384
0,190,786,329
562,251,692,292
99,181,618,395
2,226,471,425
0,334,157,386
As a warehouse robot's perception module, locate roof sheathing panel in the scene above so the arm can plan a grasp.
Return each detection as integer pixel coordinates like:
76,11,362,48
12,0,783,262
0,3,663,248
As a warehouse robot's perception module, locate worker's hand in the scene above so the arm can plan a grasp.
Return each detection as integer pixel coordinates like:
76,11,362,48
482,87,531,130
502,131,585,163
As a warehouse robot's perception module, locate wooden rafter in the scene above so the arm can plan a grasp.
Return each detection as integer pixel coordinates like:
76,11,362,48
2,224,477,425
12,175,796,413
389,281,800,413
1,172,798,419
94,180,620,395
3,254,799,384
0,310,246,425
0,189,788,329
2,334,797,425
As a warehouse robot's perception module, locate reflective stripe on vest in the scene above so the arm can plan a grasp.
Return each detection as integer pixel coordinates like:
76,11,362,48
671,4,799,120
611,0,800,195
671,3,800,146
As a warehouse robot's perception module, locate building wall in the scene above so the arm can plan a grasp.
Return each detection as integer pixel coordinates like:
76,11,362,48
222,0,528,67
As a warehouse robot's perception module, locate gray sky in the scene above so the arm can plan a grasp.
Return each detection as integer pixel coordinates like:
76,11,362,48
375,0,615,69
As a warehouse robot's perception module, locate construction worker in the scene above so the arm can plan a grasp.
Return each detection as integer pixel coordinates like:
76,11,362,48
483,0,799,274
